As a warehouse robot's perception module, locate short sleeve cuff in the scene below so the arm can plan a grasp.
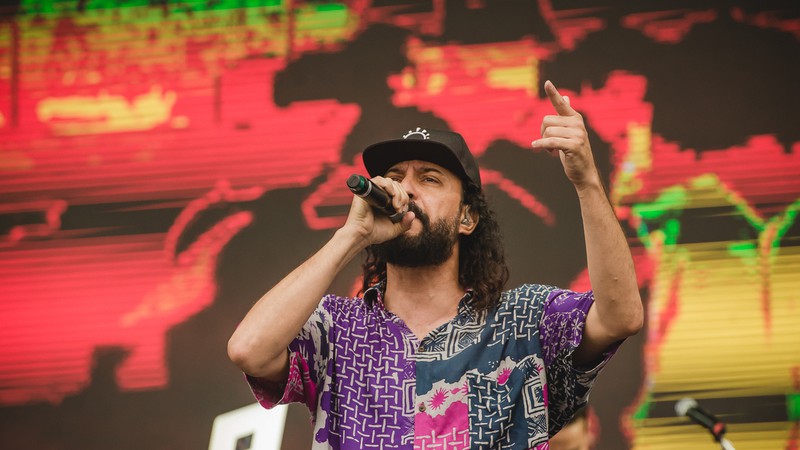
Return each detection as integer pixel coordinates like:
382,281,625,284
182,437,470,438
246,351,315,410
570,338,622,380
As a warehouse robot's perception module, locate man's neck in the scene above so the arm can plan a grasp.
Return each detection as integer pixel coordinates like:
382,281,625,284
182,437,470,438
383,251,464,339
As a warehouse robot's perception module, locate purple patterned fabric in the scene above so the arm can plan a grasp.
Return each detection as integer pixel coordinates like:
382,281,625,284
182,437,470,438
247,284,618,449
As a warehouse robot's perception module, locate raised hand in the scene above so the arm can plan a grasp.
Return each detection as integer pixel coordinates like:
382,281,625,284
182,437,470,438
532,80,601,190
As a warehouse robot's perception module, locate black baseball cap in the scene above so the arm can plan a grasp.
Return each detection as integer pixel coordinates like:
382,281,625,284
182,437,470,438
362,127,482,189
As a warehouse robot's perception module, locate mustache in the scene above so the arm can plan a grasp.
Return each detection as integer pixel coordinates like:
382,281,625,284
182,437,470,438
407,202,428,225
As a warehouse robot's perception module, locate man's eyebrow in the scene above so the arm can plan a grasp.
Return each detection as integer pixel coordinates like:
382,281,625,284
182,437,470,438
418,166,445,175
385,167,404,176
385,165,445,176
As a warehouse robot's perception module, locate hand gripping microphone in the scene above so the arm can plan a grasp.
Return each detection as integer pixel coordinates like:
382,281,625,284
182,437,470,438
347,174,405,223
675,398,735,449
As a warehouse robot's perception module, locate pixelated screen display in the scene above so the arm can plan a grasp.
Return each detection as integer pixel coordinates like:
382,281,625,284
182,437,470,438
0,1,798,449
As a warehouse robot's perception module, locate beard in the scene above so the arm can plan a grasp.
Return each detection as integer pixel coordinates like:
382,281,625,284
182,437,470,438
372,203,460,268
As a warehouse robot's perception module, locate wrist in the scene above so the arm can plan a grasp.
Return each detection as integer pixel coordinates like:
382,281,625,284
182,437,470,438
574,174,605,197
333,226,371,255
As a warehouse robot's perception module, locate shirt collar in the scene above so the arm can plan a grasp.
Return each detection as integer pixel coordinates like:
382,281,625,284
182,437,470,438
458,289,475,309
457,290,478,321
363,281,386,310
364,281,477,320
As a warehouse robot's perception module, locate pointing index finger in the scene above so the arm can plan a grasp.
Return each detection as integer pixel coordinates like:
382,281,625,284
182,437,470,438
545,80,576,117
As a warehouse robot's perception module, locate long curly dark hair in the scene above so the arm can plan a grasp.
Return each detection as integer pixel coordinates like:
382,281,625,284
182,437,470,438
361,181,509,312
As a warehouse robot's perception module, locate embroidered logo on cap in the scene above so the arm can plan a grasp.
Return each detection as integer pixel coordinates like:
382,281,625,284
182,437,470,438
403,127,430,140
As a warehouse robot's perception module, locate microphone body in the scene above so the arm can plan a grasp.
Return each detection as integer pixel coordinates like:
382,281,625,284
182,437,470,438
676,398,727,441
347,175,405,223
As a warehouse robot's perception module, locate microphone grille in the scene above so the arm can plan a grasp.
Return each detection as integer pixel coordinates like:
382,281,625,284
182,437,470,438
675,397,698,416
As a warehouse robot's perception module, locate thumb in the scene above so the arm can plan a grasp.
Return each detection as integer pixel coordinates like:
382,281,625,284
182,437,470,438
397,211,415,231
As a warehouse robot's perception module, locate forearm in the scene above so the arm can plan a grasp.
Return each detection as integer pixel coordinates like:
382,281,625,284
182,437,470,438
227,227,368,380
534,80,643,364
577,181,642,341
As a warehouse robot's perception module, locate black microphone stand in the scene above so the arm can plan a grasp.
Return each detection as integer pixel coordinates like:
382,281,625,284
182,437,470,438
675,398,736,449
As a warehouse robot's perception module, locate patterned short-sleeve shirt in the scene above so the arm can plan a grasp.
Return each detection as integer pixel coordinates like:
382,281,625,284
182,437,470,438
247,284,617,449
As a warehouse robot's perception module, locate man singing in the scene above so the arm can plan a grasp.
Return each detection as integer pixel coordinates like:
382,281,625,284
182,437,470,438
227,81,642,449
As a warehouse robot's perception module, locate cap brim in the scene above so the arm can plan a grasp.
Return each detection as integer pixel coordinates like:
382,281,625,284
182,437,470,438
362,139,470,182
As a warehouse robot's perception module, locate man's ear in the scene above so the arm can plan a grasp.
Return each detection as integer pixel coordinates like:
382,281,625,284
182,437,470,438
459,205,479,235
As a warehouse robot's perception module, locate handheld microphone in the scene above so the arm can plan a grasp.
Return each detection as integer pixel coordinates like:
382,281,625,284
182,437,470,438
675,398,727,441
347,174,405,223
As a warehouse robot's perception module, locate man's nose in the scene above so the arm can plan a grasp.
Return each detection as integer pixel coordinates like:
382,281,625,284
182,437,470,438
399,178,416,200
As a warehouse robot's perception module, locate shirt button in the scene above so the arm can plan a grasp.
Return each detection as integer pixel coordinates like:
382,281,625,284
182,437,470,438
418,403,426,412
418,345,425,352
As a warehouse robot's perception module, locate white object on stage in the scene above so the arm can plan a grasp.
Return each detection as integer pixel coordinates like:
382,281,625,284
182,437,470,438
208,403,288,450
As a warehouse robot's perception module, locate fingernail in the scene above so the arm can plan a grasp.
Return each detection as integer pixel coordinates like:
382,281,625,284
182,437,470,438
531,140,538,147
